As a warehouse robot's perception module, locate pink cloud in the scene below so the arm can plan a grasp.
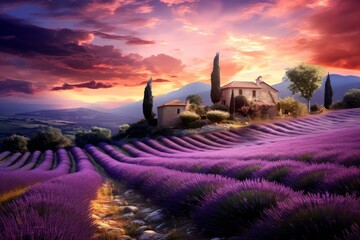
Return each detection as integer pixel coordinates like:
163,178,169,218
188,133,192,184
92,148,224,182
143,54,185,75
160,0,197,6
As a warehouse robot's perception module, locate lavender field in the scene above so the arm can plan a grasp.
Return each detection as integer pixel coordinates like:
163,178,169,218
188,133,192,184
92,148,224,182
1,108,360,239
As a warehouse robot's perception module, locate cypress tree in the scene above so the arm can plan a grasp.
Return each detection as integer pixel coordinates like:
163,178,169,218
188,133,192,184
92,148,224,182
229,90,235,118
210,53,221,104
143,77,153,121
324,73,333,109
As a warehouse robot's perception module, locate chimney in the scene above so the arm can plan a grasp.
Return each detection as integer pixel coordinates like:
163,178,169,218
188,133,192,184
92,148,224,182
185,99,190,110
256,76,263,85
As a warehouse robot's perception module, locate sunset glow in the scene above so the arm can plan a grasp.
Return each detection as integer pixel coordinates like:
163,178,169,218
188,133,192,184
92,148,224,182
0,0,359,109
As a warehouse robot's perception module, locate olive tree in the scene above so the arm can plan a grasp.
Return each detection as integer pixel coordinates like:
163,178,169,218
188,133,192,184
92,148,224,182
285,63,325,112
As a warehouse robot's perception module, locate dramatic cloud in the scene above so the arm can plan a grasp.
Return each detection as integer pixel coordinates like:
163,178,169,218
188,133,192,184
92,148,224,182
0,79,35,95
93,31,155,45
124,78,171,87
296,0,360,70
0,15,92,57
0,0,358,109
51,80,114,91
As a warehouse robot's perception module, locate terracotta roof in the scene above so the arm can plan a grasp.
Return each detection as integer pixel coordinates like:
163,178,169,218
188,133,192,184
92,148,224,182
157,99,186,108
221,81,262,89
260,81,279,92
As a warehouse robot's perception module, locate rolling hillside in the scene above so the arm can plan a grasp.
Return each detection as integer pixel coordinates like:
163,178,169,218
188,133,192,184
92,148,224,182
15,108,136,132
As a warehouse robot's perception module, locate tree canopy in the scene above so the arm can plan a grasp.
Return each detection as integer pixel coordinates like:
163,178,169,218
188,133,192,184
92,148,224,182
186,94,203,105
285,63,325,111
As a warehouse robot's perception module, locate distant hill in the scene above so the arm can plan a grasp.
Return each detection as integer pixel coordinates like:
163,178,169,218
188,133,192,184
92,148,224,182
111,75,360,120
110,82,212,120
16,108,136,132
10,75,360,128
273,74,360,105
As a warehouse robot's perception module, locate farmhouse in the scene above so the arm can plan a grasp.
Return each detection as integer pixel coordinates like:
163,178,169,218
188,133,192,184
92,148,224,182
157,99,189,127
220,77,279,106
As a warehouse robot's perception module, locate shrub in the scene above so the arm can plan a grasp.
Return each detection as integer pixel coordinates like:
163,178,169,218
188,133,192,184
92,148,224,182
235,95,249,111
331,100,347,110
206,110,230,123
343,89,360,108
310,104,319,112
75,126,111,147
279,97,307,117
209,104,229,112
179,111,200,125
255,102,275,117
239,103,260,119
28,127,71,151
119,124,130,136
187,104,207,116
187,120,208,129
2,134,29,153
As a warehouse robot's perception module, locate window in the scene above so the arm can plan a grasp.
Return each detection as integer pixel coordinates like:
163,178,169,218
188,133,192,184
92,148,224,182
239,89,243,95
252,90,256,98
222,100,226,105
177,108,180,114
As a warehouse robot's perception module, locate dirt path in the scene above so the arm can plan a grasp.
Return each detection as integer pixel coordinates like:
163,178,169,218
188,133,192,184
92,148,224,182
91,180,206,240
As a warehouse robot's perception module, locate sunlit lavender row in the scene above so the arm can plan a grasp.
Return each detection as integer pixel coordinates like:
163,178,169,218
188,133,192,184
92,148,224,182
99,143,360,195
85,144,360,238
0,147,102,240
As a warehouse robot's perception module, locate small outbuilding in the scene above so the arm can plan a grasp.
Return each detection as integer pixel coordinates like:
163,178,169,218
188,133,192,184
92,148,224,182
157,99,188,128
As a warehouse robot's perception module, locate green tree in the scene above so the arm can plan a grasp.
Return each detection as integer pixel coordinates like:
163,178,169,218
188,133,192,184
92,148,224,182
285,63,325,112
28,127,72,151
343,89,360,108
235,95,249,111
324,73,333,109
210,53,221,104
75,126,111,147
2,134,29,153
143,77,154,121
186,94,202,105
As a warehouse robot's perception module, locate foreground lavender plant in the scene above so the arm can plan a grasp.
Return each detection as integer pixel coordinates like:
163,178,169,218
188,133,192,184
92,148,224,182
243,195,360,240
0,147,102,240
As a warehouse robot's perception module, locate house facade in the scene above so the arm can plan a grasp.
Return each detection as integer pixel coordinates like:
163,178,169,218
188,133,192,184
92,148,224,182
220,78,279,106
157,100,188,127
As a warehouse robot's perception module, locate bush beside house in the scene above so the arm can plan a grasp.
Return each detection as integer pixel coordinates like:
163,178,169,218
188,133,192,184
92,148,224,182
206,110,230,123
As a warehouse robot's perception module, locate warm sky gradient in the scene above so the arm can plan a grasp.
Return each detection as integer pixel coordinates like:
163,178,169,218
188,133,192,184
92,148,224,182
0,0,359,109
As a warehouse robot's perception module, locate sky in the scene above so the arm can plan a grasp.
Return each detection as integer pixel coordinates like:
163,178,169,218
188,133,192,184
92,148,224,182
0,0,359,110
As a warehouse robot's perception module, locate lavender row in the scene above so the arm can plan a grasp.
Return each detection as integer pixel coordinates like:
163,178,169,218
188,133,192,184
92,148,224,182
86,144,296,219
110,112,360,163
0,151,11,161
5,152,31,171
100,143,360,196
0,149,71,195
142,126,360,167
0,147,102,240
86,144,360,238
0,152,22,169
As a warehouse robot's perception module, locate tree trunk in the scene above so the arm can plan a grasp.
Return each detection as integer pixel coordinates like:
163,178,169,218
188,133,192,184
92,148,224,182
307,100,310,113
